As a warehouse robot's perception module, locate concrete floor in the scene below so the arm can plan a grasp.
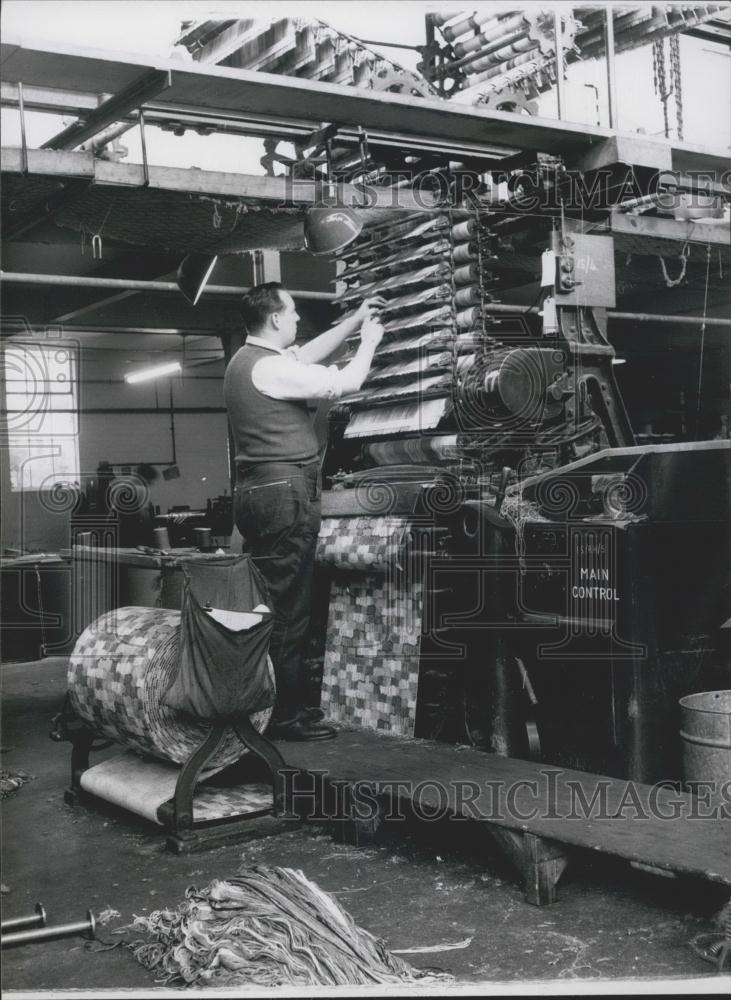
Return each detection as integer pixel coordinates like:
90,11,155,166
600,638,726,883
1,656,729,996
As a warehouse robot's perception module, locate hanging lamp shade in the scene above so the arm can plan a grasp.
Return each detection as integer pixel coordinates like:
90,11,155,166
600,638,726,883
177,253,219,305
303,206,363,256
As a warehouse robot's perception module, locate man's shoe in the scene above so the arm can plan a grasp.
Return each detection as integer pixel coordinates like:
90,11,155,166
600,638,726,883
298,706,325,722
266,718,337,741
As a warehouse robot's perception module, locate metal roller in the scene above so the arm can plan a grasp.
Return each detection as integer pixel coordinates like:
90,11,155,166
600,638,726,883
453,13,529,58
364,435,461,466
316,516,412,572
443,9,514,42
465,36,539,76
474,49,544,85
448,28,533,76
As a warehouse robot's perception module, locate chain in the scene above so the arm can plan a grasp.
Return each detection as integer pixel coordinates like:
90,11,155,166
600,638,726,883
652,38,671,138
670,34,683,141
658,241,690,287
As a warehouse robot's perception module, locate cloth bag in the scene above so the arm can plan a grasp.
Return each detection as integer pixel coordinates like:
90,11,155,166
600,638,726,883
162,555,275,720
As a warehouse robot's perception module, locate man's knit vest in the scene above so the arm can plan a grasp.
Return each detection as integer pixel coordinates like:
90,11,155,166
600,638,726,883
224,343,319,465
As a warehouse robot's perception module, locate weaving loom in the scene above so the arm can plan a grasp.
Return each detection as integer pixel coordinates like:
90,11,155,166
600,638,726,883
306,191,729,788
310,204,631,742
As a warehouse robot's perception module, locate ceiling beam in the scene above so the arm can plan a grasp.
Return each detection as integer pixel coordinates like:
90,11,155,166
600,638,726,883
4,33,729,172
41,69,171,150
1,147,440,212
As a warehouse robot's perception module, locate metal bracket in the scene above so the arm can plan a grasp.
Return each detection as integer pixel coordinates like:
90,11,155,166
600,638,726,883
42,68,171,152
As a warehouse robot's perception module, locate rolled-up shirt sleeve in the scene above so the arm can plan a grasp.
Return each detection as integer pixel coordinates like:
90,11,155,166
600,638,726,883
252,349,348,400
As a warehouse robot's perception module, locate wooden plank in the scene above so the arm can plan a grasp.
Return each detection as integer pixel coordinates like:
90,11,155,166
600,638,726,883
279,729,731,884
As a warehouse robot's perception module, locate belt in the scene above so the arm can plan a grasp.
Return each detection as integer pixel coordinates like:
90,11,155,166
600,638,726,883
236,459,320,477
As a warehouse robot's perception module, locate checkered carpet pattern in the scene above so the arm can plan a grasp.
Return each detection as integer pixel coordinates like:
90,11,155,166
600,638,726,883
67,606,272,767
317,517,423,736
316,516,408,573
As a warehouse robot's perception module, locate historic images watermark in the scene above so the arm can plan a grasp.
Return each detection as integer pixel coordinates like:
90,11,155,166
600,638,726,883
280,769,731,824
282,167,730,212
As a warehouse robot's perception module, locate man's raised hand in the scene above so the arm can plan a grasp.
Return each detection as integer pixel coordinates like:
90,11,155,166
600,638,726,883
354,296,387,323
360,316,384,350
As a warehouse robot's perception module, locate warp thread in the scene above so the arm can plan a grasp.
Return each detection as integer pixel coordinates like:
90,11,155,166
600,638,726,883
126,867,453,987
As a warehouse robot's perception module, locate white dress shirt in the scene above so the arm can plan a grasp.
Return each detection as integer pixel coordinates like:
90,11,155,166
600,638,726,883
247,335,347,401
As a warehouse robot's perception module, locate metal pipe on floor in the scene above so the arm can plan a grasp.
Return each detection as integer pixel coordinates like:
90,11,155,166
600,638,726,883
0,271,337,301
2,911,95,949
1,904,47,934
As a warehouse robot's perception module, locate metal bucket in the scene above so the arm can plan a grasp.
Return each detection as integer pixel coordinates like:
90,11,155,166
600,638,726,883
679,691,731,796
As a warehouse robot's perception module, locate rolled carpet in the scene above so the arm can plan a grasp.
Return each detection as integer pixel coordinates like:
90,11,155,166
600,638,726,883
127,866,453,987
68,606,273,768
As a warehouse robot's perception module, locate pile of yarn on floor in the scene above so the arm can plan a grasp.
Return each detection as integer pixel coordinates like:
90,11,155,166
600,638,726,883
127,866,453,988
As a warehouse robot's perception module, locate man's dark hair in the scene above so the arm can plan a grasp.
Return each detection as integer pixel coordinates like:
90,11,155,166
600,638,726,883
239,282,286,335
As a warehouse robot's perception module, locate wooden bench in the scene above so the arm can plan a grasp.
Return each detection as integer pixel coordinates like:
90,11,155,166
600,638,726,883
279,728,731,906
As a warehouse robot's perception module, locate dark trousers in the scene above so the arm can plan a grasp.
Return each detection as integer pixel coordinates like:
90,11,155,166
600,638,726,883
234,460,321,722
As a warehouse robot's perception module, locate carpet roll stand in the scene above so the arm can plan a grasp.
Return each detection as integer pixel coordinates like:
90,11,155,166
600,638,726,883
66,606,275,823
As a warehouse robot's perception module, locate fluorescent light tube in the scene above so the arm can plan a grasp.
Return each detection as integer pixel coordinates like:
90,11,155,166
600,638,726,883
125,361,182,384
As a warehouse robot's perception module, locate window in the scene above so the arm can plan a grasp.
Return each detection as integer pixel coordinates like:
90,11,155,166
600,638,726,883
2,338,80,491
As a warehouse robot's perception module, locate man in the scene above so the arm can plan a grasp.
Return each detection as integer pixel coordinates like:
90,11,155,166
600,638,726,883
224,282,384,741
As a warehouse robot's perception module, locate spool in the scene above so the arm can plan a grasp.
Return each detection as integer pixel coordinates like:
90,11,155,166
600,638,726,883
454,285,482,307
453,263,479,286
450,219,477,241
68,606,274,768
679,690,731,803
452,241,478,264
153,526,170,550
194,527,212,551
456,306,481,330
